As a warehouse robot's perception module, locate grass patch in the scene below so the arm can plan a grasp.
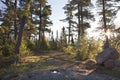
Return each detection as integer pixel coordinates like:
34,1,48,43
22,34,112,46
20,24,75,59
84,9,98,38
64,55,77,62
0,55,57,78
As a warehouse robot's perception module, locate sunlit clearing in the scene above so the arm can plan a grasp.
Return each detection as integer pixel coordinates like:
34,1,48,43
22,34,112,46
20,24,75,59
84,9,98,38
19,56,40,63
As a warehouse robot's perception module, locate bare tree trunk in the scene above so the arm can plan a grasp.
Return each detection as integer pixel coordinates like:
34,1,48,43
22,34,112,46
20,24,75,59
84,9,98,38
80,2,83,36
76,3,81,60
77,3,81,48
68,3,72,44
38,3,42,48
68,20,71,44
14,16,26,54
102,0,110,49
14,0,17,40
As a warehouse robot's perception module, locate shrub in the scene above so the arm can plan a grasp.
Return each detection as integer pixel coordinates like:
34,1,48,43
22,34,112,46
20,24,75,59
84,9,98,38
63,45,76,55
26,39,36,50
40,36,50,50
2,44,14,57
76,36,102,60
20,40,32,57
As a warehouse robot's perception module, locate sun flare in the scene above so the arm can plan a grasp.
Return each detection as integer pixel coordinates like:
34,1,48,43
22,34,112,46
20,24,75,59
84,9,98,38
105,29,112,39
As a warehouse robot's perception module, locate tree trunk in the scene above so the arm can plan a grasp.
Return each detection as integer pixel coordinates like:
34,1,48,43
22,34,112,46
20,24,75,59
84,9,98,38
68,20,71,44
77,3,81,47
80,2,83,36
14,0,17,40
14,16,26,54
68,4,72,44
102,0,110,49
38,3,42,48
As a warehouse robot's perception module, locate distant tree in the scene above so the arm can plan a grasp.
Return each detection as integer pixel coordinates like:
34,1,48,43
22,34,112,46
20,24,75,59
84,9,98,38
41,4,52,41
49,31,55,49
32,0,52,48
70,0,94,48
55,30,59,48
51,31,54,43
62,0,76,44
60,27,67,47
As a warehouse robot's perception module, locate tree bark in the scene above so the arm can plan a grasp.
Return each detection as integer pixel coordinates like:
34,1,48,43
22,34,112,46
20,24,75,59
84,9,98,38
14,16,26,54
68,3,72,44
68,20,71,44
77,3,81,47
80,2,83,36
14,0,17,40
38,3,42,48
102,0,110,49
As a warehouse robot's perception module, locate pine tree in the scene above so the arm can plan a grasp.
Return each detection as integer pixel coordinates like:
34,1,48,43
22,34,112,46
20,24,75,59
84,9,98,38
0,0,16,44
60,27,67,47
32,0,52,48
96,0,120,49
62,0,76,44
14,0,32,54
70,0,93,48
19,0,36,40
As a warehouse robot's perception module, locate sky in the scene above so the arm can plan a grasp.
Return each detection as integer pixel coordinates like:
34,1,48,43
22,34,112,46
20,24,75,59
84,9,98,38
47,0,68,38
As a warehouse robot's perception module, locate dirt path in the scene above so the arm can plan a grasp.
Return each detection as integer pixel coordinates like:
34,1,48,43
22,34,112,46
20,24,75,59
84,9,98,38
1,51,120,80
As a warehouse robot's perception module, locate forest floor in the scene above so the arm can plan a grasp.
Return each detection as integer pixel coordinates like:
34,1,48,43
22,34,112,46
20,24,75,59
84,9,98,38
0,51,120,80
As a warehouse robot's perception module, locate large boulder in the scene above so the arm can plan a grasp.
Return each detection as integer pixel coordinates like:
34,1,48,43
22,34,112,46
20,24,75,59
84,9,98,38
96,48,119,65
104,59,115,69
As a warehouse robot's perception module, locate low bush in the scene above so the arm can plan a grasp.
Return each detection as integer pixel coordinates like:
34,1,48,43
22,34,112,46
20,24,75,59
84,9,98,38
20,40,32,57
40,37,50,50
63,45,76,55
2,44,14,57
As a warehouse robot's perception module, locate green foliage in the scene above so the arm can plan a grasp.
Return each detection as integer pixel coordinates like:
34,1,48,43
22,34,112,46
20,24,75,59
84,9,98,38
40,36,50,50
87,38,102,59
76,36,102,60
49,41,58,50
110,39,120,54
20,40,32,57
1,44,14,57
26,39,36,50
77,36,89,60
63,45,76,55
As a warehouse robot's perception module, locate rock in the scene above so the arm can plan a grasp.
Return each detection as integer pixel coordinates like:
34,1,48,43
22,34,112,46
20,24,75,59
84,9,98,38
104,59,115,69
96,48,119,64
115,60,120,67
1,74,18,80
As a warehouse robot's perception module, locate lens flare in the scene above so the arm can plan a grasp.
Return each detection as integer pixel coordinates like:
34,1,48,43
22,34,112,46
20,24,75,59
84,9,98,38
105,29,112,39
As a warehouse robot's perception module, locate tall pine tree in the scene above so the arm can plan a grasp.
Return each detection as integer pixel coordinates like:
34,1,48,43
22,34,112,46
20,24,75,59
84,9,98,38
96,0,120,49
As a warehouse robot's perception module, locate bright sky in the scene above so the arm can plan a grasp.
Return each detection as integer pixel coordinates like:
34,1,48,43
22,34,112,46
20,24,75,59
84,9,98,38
47,0,68,38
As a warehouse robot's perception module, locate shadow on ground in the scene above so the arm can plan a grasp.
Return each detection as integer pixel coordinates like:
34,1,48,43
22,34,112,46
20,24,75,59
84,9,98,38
0,51,120,80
